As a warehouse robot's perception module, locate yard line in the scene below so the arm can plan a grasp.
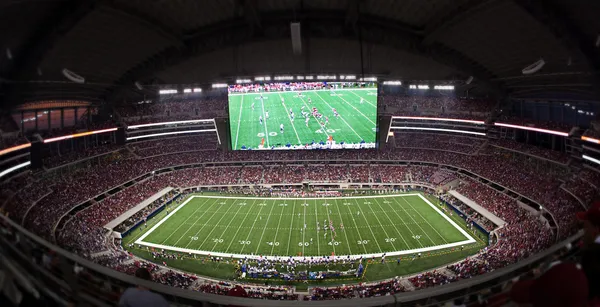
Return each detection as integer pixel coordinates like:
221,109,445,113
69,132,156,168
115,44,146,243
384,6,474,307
392,197,437,246
224,199,258,253
399,196,448,244
360,198,397,251
270,202,285,255
333,199,353,255
285,202,296,255
373,198,410,250
180,199,232,248
348,89,377,108
277,92,302,145
297,95,330,138
204,199,247,251
381,197,424,248
314,91,363,140
323,200,336,255
332,92,376,126
158,198,216,245
239,201,266,253
233,94,244,149
314,200,320,256
259,95,270,147
343,201,368,253
302,201,306,255
352,198,384,253
254,201,276,254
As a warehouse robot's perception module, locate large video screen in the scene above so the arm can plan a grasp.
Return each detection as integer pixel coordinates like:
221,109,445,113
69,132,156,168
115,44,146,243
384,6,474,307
228,82,378,150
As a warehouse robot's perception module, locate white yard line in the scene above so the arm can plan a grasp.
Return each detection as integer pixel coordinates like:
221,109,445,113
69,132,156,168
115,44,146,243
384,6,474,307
302,202,306,255
332,92,376,126
352,198,384,253
159,198,217,245
362,198,398,251
209,198,248,251
254,202,276,254
400,196,448,244
136,196,203,244
285,201,296,255
393,197,437,246
333,199,353,255
348,89,378,108
373,197,411,249
179,200,226,248
314,200,321,255
380,197,425,248
416,194,475,242
343,201,368,254
239,201,266,253
194,199,240,249
323,200,336,255
314,91,364,140
270,202,285,255
297,95,330,138
233,95,244,149
223,199,258,253
277,92,302,145
259,96,270,147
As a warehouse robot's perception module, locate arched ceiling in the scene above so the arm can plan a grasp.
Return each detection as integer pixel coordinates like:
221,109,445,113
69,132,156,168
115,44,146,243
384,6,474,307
1,0,599,108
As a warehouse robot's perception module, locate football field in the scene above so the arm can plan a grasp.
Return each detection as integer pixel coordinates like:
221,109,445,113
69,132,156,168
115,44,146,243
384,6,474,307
136,194,476,259
227,87,378,150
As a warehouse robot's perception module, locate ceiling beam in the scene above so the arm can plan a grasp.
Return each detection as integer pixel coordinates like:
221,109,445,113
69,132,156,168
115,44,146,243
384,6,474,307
1,0,97,108
104,10,505,102
513,0,600,100
422,0,498,45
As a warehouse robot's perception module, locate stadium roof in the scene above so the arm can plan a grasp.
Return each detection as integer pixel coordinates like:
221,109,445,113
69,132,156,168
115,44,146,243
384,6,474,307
1,0,600,107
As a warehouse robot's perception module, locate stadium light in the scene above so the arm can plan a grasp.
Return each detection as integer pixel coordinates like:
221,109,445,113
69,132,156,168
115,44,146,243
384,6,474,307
296,76,305,80
434,85,454,90
183,88,192,93
0,161,30,179
360,77,377,82
212,83,228,88
409,85,417,89
254,76,271,81
418,85,430,90
392,116,484,125
43,128,118,143
159,89,177,95
340,75,356,80
193,88,202,93
390,126,486,136
235,79,252,84
274,75,294,81
383,81,402,86
583,154,600,166
304,76,314,80
317,75,336,80
126,129,217,141
582,136,600,144
0,143,31,157
127,119,214,129
494,122,569,137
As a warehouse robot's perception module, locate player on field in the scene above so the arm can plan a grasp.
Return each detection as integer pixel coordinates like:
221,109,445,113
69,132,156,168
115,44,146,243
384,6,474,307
280,123,284,134
360,97,364,104
298,91,302,97
265,111,269,119
260,93,263,99
259,115,263,125
305,116,310,127
320,121,326,132
325,116,329,125
251,102,255,110
332,108,339,118
290,110,294,121
281,97,284,104
308,97,312,104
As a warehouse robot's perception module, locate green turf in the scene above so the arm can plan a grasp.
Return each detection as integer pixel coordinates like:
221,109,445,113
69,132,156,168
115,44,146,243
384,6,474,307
228,87,378,150
136,194,472,258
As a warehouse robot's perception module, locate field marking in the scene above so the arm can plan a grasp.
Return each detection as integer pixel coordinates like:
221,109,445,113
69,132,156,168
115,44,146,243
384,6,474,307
302,202,306,255
254,202,276,254
158,198,216,245
323,200,336,255
277,92,302,145
353,198,384,253
136,197,206,244
259,96,270,147
361,198,398,251
331,92,377,126
136,194,476,260
381,197,424,248
233,94,244,149
182,194,422,200
194,198,240,249
297,95,330,138
373,197,410,250
223,199,258,253
228,87,377,96
333,199,353,255
343,200,368,254
179,199,227,248
209,198,248,251
314,91,363,140
270,203,285,255
348,90,378,108
400,196,449,244
239,200,266,253
395,196,438,246
314,200,320,255
286,201,295,255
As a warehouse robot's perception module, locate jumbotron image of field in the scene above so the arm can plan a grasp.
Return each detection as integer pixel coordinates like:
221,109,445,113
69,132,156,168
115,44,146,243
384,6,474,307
135,194,475,259
228,83,378,150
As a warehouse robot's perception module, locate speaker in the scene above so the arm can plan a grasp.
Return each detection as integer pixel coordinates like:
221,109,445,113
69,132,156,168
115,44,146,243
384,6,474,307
290,22,302,55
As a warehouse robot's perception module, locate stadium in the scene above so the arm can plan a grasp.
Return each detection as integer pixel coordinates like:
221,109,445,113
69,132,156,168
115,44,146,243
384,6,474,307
0,1,599,306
